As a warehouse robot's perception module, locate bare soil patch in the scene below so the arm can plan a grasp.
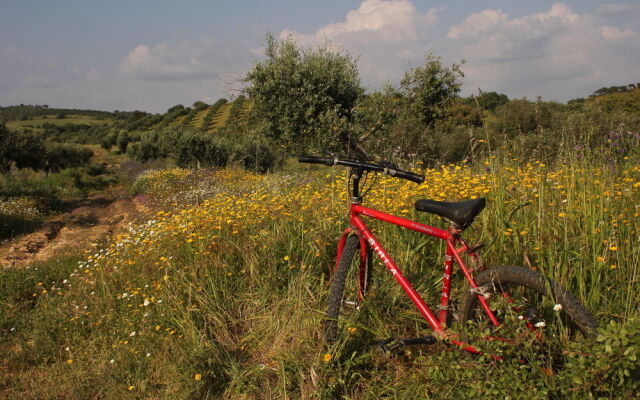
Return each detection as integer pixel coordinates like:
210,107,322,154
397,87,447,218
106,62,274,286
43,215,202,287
1,189,152,268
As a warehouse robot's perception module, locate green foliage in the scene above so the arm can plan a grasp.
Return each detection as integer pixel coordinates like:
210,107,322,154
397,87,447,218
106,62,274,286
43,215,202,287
116,131,130,154
0,123,12,173
200,98,228,133
175,132,229,168
400,53,464,127
558,319,640,396
0,255,81,329
592,83,638,96
245,34,363,151
470,91,510,111
100,130,117,150
224,95,246,129
0,127,46,171
192,101,208,111
0,171,63,211
490,98,553,136
157,104,188,129
587,87,640,114
44,143,93,173
0,104,113,123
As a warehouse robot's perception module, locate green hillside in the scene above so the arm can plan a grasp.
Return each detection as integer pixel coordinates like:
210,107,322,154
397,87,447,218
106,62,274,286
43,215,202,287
6,114,112,132
587,86,640,113
207,102,232,133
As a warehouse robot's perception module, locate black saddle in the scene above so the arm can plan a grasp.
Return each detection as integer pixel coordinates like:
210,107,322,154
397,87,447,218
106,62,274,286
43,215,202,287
415,198,486,228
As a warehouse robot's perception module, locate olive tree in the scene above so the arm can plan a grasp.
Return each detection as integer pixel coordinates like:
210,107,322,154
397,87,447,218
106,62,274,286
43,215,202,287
400,54,464,127
245,34,363,152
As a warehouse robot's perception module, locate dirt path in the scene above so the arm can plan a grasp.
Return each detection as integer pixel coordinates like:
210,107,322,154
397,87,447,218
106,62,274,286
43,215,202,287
1,189,153,268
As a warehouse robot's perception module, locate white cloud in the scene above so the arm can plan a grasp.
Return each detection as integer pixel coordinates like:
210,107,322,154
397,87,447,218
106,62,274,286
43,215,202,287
445,2,640,100
120,38,253,82
313,0,437,41
600,25,635,39
120,42,216,81
279,0,442,86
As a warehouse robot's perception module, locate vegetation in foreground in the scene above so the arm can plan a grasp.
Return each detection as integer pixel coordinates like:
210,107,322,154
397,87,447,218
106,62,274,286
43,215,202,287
1,34,639,399
1,147,639,399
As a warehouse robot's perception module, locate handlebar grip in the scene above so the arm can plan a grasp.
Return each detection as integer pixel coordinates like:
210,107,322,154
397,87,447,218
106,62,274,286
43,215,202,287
392,169,425,184
298,155,335,166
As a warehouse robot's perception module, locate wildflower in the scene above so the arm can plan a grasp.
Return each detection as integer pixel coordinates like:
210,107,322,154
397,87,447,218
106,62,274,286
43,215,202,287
66,359,73,365
609,246,618,251
146,353,151,357
110,359,115,364
553,304,563,311
129,331,136,337
143,299,151,307
323,353,332,362
128,386,134,391
348,327,357,334
194,373,202,381
283,256,290,261
535,321,546,328
65,347,70,351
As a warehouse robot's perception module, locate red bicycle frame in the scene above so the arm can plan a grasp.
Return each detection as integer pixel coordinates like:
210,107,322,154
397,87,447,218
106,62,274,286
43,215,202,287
335,203,500,353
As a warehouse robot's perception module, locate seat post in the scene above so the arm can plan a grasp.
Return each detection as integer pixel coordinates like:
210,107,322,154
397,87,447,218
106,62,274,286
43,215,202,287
448,223,464,235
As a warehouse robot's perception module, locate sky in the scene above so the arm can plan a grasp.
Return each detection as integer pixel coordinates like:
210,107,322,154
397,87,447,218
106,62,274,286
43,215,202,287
1,0,639,113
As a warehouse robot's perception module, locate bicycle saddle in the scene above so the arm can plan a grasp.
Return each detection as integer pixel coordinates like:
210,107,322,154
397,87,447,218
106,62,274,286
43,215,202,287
415,198,486,228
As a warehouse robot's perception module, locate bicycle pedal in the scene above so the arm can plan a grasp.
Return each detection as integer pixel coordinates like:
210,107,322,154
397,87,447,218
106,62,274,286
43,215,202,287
376,337,404,355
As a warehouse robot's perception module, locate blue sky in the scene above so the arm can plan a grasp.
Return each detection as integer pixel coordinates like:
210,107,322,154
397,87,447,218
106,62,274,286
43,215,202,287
1,1,638,113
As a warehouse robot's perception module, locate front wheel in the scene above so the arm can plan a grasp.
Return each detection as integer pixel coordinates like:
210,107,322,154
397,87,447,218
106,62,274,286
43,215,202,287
459,266,596,358
324,235,371,344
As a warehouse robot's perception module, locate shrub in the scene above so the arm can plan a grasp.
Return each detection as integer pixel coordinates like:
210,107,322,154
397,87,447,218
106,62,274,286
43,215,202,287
44,143,93,173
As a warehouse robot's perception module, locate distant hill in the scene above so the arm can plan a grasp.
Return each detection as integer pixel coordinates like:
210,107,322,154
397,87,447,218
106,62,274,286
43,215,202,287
0,105,115,123
0,98,251,136
586,87,640,113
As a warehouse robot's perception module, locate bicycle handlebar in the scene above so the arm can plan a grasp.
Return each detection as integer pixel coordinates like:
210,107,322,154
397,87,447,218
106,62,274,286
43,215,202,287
298,155,424,184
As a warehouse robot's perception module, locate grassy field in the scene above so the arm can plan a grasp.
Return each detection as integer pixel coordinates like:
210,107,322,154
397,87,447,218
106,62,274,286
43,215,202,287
1,150,639,398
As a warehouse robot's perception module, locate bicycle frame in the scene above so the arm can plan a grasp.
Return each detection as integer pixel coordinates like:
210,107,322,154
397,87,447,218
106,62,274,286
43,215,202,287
335,203,500,353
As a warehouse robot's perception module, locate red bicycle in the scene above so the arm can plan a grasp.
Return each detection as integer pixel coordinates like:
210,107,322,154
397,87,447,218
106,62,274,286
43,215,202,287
299,155,596,358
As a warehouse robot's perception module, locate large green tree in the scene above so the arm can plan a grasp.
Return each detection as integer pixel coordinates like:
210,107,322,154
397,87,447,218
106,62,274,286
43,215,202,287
245,34,363,152
400,54,464,127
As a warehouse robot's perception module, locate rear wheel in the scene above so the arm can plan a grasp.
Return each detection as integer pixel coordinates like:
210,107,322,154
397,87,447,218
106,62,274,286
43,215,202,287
459,266,596,360
324,235,371,344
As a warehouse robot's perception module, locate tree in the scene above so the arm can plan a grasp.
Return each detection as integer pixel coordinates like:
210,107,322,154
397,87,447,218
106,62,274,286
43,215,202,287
474,91,509,112
44,143,93,173
0,123,12,173
245,34,363,152
116,131,130,154
400,54,464,127
0,127,46,171
192,101,208,111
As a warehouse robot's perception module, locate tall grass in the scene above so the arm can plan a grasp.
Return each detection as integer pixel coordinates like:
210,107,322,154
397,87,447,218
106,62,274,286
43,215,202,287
1,150,639,398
